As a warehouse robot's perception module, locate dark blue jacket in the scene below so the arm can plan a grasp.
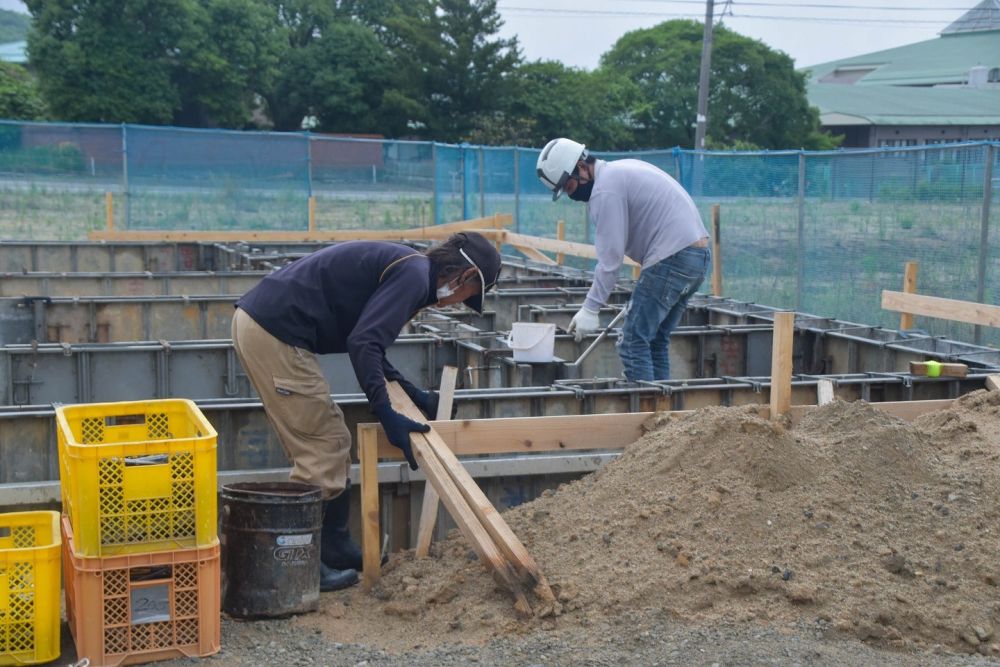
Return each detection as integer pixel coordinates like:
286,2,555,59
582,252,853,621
237,241,438,411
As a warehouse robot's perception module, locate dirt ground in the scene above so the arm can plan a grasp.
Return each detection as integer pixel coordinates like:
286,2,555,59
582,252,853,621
151,391,1000,665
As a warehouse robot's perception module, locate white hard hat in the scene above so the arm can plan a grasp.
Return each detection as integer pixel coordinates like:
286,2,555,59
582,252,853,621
536,138,588,201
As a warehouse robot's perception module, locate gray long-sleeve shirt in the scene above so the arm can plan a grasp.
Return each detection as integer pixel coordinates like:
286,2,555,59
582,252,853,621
583,159,708,312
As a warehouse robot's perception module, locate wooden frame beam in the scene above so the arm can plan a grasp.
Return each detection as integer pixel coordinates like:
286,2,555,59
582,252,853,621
499,231,640,267
882,290,1000,328
87,214,512,243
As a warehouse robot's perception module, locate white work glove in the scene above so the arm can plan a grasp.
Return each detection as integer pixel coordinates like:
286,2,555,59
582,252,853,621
567,306,600,343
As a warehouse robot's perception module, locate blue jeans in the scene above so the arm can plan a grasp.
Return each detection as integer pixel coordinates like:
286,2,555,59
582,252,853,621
618,246,710,381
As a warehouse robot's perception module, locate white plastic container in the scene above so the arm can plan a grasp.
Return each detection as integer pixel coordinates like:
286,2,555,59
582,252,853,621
506,322,556,363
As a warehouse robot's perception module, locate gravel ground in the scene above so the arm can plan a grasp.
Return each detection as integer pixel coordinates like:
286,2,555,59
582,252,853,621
145,611,1000,667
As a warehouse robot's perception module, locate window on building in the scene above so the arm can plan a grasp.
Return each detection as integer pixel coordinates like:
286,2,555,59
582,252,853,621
989,68,1000,83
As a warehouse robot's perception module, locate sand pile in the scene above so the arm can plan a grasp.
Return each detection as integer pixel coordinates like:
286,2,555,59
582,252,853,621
329,391,1000,655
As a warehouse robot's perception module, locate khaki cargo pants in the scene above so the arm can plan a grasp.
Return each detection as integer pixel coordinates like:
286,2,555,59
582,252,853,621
231,308,350,500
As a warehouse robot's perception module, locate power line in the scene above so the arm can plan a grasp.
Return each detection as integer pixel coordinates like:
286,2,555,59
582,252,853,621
624,0,976,10
499,6,957,24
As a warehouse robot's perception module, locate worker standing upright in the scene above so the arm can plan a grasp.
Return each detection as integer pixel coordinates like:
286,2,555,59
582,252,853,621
232,232,502,591
536,138,710,381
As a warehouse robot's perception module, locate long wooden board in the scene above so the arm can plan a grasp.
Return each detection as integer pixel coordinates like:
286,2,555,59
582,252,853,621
882,290,1000,328
389,383,556,610
770,312,795,419
88,214,511,242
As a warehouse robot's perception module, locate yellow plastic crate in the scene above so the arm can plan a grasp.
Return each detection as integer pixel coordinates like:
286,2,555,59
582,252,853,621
0,511,61,666
56,399,218,557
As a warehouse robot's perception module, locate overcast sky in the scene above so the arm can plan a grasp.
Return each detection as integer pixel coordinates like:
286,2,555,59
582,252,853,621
1,0,975,69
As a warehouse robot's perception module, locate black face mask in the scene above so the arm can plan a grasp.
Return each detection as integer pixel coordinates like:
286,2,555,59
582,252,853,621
568,179,594,202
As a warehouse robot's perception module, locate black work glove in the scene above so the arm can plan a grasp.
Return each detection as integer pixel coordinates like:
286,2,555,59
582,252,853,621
393,378,438,420
374,404,429,470
396,378,458,420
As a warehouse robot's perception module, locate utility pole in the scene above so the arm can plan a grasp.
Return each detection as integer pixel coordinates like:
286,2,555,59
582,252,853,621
694,0,716,151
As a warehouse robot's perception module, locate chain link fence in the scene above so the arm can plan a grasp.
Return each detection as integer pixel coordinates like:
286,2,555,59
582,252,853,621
1,120,997,344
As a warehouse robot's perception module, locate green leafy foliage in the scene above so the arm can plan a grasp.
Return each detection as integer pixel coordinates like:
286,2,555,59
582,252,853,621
25,0,280,127
0,61,45,120
601,20,839,150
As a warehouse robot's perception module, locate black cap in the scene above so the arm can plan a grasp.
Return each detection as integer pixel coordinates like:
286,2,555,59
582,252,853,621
455,232,502,314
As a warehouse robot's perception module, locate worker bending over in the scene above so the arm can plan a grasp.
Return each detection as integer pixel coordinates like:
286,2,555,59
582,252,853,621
232,232,502,591
536,138,710,381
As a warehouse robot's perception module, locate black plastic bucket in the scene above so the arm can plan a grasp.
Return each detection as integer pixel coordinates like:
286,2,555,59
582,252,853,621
220,481,323,618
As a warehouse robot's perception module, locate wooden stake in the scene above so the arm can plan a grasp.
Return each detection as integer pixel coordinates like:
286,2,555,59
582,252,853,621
900,261,918,331
555,220,565,265
711,204,722,297
359,423,382,590
415,366,458,558
769,312,795,420
986,375,1000,392
389,383,557,609
308,196,317,233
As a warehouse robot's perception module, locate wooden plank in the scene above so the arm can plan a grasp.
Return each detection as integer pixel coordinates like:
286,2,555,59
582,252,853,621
389,383,556,610
415,366,458,558
769,312,795,420
513,245,557,265
87,214,512,243
389,387,532,617
308,196,316,232
899,261,918,330
882,290,1000,328
711,204,722,297
374,412,650,460
555,220,565,265
908,360,968,378
359,423,382,590
501,231,640,267
986,375,1000,392
816,378,834,406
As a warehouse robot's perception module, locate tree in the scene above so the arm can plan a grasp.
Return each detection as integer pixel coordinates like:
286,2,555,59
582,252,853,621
261,1,400,133
25,0,280,128
492,60,640,149
600,20,837,150
382,0,520,141
0,62,45,120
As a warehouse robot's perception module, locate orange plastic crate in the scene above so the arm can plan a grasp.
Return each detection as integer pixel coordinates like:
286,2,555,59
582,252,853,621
62,516,220,667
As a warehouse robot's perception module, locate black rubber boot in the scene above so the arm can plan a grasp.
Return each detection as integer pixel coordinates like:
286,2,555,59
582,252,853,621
319,562,358,592
321,481,364,571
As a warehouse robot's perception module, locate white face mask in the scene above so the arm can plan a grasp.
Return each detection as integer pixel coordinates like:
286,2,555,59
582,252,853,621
436,280,459,300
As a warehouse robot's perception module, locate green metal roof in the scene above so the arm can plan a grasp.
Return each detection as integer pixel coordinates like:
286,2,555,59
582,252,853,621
942,0,1000,35
804,31,1000,86
808,83,1000,125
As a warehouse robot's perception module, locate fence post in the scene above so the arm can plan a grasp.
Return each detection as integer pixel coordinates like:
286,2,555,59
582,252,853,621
305,132,313,231
478,147,485,218
796,152,806,311
122,124,130,230
711,204,722,297
513,147,520,233
432,143,439,226
975,143,995,345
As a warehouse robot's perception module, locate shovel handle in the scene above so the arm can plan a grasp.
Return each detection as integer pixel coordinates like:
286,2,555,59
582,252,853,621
571,307,626,367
